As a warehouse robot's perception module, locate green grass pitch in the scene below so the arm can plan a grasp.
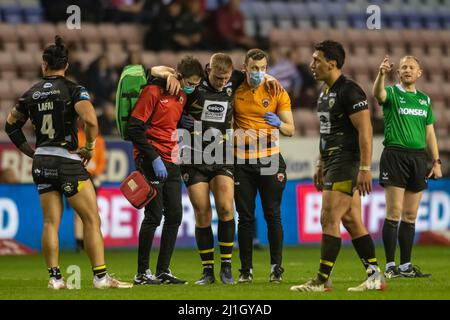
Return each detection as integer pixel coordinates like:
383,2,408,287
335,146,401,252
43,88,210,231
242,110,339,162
1,246,449,300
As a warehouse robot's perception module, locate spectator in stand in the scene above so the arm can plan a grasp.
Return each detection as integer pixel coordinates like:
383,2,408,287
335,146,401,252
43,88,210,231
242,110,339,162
118,51,143,74
147,0,204,51
98,102,119,137
268,46,302,109
103,0,152,23
173,0,204,51
214,0,256,50
84,55,117,108
146,0,183,51
65,42,84,85
289,47,319,111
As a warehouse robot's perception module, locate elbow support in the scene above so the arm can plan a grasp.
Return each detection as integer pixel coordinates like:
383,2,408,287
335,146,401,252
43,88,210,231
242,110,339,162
5,121,27,149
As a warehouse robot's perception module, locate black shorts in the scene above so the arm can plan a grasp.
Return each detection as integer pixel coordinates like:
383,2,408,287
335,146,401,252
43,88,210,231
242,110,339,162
379,147,428,192
32,155,90,197
322,157,359,196
180,164,234,187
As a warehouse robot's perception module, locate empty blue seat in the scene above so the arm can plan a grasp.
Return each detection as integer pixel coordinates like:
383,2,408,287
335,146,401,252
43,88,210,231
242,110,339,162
23,7,43,23
1,0,22,24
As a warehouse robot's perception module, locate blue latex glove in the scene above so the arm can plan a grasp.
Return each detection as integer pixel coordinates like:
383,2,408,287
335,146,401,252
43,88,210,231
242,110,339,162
263,112,281,128
152,157,168,181
180,112,194,129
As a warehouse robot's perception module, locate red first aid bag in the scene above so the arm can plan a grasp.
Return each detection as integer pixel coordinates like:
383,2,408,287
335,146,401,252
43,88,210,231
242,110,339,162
120,171,157,209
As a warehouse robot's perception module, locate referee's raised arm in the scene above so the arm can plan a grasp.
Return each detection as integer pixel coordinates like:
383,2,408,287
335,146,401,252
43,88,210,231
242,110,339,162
373,55,393,104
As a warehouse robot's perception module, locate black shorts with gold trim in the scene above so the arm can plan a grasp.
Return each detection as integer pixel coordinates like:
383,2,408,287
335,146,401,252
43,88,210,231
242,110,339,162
32,155,90,197
322,157,359,196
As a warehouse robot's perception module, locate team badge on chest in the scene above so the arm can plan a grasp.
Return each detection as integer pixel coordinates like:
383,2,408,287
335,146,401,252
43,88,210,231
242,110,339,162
262,98,270,108
328,98,335,108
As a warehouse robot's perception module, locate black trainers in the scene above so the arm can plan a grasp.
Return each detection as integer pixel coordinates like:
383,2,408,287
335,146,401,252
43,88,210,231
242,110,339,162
195,268,216,285
399,265,432,278
238,269,253,283
156,270,188,284
384,266,402,279
134,270,162,285
269,265,284,283
220,263,235,285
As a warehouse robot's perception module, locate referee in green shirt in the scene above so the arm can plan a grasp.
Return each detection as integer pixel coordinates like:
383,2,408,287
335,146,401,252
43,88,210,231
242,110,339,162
373,55,442,279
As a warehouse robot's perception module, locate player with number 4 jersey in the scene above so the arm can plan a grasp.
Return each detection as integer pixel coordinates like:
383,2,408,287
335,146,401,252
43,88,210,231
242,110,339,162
5,35,132,290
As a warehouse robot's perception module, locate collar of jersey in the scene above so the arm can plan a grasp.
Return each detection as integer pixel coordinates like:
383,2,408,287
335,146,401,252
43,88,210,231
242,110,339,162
396,83,417,94
324,74,345,94
43,75,63,80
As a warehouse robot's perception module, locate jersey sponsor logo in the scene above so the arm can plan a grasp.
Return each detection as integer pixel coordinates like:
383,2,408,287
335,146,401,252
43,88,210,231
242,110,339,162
398,108,427,117
418,99,428,106
207,104,225,113
37,183,52,190
201,100,227,123
328,98,335,108
32,90,61,100
43,82,53,89
262,98,270,108
352,100,368,110
43,168,58,178
318,112,331,134
32,91,41,99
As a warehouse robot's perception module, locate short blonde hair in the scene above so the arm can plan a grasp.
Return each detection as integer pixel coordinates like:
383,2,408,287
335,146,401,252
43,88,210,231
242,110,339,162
210,53,234,73
400,55,420,67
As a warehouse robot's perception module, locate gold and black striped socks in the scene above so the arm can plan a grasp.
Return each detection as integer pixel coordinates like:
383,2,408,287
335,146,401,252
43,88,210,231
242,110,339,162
92,264,107,279
317,234,341,282
218,219,235,265
48,266,62,279
352,234,379,274
196,226,215,270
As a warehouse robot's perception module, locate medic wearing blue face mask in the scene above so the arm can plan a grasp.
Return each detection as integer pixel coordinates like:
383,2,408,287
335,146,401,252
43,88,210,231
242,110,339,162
233,48,295,284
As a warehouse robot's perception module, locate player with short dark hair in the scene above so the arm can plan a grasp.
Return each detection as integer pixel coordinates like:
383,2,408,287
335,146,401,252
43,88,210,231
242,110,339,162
5,36,132,289
373,55,442,279
127,55,203,285
290,40,385,292
234,48,294,283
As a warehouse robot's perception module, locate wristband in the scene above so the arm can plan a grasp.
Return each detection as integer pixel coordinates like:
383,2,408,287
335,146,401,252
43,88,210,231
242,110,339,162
359,166,371,171
433,159,442,165
85,139,96,151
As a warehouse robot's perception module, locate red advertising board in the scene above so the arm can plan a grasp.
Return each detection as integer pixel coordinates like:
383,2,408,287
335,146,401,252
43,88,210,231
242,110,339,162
97,187,142,248
296,184,387,243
